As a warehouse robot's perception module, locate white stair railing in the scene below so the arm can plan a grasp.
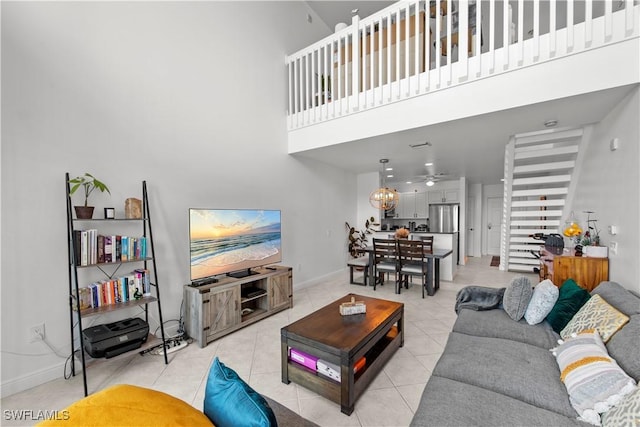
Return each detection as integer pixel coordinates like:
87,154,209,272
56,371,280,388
286,0,639,130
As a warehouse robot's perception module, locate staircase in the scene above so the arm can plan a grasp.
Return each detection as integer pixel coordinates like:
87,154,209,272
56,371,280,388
501,127,585,273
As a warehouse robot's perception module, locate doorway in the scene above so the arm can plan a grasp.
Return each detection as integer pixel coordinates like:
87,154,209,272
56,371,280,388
487,197,502,256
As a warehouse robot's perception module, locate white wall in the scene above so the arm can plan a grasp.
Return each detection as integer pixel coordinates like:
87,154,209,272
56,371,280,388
0,2,354,396
569,87,640,292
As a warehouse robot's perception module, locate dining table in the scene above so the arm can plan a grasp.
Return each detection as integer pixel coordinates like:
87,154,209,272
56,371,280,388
363,246,453,296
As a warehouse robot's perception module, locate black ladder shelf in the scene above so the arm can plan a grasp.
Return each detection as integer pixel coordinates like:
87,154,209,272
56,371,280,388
65,173,168,396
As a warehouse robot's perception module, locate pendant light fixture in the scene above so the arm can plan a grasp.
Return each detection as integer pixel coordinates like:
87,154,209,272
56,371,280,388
369,159,399,211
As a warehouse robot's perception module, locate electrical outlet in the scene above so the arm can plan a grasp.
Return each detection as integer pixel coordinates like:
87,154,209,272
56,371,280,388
29,323,45,343
610,241,618,255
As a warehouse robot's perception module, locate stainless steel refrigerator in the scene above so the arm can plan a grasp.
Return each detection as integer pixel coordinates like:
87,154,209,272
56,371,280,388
429,204,459,233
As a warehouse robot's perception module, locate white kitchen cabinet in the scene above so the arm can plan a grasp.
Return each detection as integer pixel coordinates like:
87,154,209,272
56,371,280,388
398,191,427,218
398,192,414,218
428,189,459,203
415,191,428,217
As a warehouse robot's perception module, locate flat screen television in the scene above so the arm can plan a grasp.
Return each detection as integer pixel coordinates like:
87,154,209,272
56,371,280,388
189,209,282,281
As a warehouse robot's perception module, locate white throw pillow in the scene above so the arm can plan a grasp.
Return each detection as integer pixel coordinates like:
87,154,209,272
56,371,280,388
551,330,637,425
524,279,559,325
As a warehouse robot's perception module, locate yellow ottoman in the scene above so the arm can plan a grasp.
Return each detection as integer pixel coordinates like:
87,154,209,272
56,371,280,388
37,384,213,427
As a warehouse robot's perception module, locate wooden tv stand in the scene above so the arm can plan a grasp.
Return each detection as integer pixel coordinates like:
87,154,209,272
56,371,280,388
184,266,292,347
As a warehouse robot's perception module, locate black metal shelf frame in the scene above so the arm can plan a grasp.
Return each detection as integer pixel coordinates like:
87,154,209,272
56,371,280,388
65,173,168,396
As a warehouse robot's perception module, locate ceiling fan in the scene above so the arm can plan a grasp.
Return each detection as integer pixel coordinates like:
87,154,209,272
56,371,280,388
412,172,450,187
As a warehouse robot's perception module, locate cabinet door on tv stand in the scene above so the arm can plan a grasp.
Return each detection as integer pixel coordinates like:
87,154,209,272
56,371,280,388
269,269,292,311
205,287,240,340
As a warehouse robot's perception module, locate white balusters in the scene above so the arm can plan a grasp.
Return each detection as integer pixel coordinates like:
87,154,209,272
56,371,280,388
284,0,638,130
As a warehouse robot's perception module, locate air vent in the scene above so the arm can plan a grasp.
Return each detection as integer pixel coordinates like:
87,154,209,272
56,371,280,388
409,141,432,148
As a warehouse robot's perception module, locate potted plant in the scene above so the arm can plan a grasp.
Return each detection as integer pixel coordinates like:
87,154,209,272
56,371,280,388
68,173,111,219
579,211,607,257
345,216,379,258
395,227,410,239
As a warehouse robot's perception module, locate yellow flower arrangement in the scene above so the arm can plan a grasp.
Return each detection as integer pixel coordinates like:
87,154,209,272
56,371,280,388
563,221,582,238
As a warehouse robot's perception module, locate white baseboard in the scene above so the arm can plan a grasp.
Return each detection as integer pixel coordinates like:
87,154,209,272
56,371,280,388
1,361,67,398
2,269,348,398
293,268,346,290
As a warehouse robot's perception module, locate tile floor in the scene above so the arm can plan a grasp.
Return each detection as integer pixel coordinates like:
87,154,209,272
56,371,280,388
1,256,537,426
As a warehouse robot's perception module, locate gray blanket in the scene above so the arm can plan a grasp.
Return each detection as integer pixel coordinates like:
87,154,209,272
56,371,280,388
455,286,506,314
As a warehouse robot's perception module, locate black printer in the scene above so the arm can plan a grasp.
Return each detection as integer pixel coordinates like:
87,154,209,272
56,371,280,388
83,318,149,358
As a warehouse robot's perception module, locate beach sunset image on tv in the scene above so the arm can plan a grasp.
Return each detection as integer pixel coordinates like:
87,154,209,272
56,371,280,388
189,209,281,280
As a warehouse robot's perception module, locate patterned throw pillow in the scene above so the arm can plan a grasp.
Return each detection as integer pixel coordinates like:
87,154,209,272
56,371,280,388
524,279,559,325
561,294,629,343
601,386,640,427
552,329,637,425
503,276,533,321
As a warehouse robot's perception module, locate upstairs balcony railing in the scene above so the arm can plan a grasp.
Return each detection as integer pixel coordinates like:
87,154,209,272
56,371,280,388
286,0,638,130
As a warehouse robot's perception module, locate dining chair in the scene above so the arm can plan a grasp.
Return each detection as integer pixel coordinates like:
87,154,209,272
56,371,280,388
397,239,432,298
347,256,370,287
372,238,399,291
419,235,434,253
375,233,397,283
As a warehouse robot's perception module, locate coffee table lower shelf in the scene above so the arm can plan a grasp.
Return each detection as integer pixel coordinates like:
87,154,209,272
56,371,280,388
282,324,402,415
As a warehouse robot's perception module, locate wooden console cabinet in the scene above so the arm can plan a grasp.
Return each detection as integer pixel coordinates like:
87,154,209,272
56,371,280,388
539,248,608,291
184,266,292,347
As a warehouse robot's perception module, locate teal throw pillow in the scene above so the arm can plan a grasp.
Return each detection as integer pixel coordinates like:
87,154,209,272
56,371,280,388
546,278,591,333
204,357,277,427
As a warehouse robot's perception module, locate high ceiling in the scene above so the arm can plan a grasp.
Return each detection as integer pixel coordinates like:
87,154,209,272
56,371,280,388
307,1,395,32
300,2,636,187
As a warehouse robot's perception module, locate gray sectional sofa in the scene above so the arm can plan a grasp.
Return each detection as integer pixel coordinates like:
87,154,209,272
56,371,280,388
410,281,640,426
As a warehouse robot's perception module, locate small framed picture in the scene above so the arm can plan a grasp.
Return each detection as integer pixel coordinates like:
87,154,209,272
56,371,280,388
104,208,115,219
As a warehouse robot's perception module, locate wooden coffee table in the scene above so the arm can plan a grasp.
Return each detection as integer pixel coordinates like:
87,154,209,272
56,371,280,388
281,293,404,415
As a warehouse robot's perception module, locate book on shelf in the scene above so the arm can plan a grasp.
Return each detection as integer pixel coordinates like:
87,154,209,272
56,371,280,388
140,237,147,259
121,236,129,262
89,229,98,265
78,270,151,310
101,282,109,306
73,230,82,265
80,230,88,266
115,235,121,262
72,231,148,266
104,235,113,263
89,283,98,308
97,235,105,264
122,277,130,301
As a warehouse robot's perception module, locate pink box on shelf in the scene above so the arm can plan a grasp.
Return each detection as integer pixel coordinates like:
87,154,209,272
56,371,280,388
289,347,318,371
